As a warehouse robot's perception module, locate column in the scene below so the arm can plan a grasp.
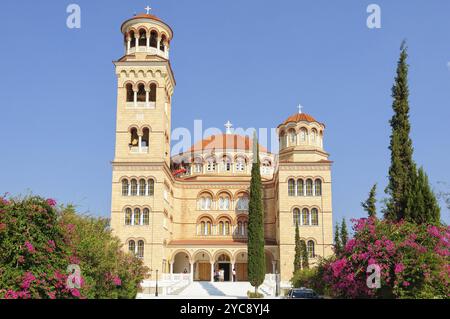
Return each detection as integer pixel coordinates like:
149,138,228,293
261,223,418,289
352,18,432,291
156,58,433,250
133,91,137,107
169,262,174,281
157,36,161,52
272,261,276,275
127,39,131,53
189,262,194,282
138,136,142,153
231,263,235,282
210,262,214,283
145,90,149,105
146,35,150,50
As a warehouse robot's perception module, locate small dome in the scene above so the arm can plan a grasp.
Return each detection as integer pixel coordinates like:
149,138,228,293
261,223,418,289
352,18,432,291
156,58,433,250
189,134,268,153
279,113,322,127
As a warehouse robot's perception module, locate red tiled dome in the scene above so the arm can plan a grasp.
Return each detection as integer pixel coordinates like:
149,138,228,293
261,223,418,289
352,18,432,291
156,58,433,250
189,134,268,153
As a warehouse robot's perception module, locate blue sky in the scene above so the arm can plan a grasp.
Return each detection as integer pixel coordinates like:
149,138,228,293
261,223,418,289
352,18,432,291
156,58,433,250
0,0,449,226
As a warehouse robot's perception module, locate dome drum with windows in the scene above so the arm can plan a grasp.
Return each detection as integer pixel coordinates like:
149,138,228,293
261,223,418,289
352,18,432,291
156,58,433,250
121,13,173,60
277,110,329,163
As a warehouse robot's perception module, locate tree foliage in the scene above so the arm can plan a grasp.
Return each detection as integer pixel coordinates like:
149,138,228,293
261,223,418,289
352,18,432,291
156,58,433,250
362,184,377,218
247,132,265,293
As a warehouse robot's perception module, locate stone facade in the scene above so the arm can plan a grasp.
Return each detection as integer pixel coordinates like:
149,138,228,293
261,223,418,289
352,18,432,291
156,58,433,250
110,13,333,284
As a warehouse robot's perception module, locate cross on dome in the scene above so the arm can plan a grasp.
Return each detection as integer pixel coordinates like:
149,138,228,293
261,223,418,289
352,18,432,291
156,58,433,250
224,121,233,134
298,104,303,114
145,5,152,14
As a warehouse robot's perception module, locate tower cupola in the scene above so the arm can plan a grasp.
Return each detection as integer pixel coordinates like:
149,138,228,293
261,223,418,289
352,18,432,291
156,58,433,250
121,10,173,60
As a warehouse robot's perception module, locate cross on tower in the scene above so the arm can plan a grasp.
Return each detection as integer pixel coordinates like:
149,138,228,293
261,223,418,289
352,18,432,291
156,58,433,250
145,5,152,14
224,121,233,134
298,104,303,114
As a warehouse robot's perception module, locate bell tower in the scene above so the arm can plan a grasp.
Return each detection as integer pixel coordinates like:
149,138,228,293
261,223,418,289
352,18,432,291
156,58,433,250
113,11,175,165
110,10,175,274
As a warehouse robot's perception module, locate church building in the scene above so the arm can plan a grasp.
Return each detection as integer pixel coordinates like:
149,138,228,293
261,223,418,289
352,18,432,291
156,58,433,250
110,12,334,285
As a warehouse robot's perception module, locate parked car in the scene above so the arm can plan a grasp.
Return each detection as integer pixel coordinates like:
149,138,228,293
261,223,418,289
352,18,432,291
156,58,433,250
285,288,322,299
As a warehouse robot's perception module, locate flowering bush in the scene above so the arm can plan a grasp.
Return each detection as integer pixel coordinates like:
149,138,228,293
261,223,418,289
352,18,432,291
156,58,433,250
322,217,450,299
0,196,147,299
0,196,82,299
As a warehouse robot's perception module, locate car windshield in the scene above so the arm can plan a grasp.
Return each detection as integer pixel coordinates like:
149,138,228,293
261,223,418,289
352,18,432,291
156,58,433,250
291,290,316,298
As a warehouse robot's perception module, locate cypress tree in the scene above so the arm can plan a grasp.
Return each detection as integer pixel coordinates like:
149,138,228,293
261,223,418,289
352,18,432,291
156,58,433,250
385,42,415,221
362,184,377,218
405,167,440,224
301,240,309,269
247,131,265,294
334,223,341,255
340,218,348,249
293,223,301,274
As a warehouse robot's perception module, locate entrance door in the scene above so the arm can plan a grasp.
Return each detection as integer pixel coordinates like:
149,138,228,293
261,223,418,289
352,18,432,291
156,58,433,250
218,263,230,281
235,263,248,281
198,263,211,281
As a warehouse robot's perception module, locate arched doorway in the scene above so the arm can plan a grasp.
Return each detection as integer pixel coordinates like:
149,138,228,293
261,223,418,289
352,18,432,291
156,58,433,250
214,253,232,282
173,251,191,274
234,251,248,281
193,250,212,281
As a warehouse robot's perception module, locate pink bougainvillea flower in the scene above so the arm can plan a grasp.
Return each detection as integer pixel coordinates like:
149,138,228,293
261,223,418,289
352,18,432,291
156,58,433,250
394,263,405,274
46,198,57,206
0,223,6,232
112,276,122,286
71,288,81,298
24,241,36,253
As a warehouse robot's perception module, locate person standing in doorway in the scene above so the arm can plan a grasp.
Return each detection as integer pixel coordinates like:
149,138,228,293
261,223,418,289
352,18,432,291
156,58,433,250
232,268,236,282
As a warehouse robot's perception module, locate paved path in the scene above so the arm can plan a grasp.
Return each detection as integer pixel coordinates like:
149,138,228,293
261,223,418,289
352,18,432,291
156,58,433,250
137,282,260,299
178,282,254,298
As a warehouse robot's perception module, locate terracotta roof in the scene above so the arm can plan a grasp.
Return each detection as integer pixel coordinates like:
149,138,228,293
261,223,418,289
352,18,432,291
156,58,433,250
188,134,268,153
168,239,277,246
281,112,318,126
127,13,162,22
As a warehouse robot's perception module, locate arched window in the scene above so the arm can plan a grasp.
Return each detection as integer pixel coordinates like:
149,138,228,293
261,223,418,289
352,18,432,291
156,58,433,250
219,221,224,235
133,208,141,225
311,129,318,144
237,221,243,236
315,179,322,196
279,131,286,150
137,240,144,258
160,35,166,51
150,30,158,48
125,208,132,225
122,179,129,196
199,196,212,210
143,208,150,225
307,240,315,258
147,179,155,196
222,156,232,172
138,29,147,46
306,179,313,196
236,195,249,211
206,157,216,172
129,31,136,48
126,83,134,102
142,128,149,148
300,128,308,143
225,221,230,235
130,128,139,147
288,129,297,146
236,157,246,172
149,83,157,102
302,208,310,226
288,179,296,196
139,179,146,196
311,208,319,226
130,179,138,196
200,219,212,236
219,196,230,210
128,240,136,254
297,179,304,196
137,84,146,102
293,208,301,226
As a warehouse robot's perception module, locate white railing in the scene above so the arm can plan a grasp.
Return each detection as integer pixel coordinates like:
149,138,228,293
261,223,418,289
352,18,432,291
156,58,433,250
141,273,191,296
128,46,169,59
260,274,277,296
130,146,148,154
